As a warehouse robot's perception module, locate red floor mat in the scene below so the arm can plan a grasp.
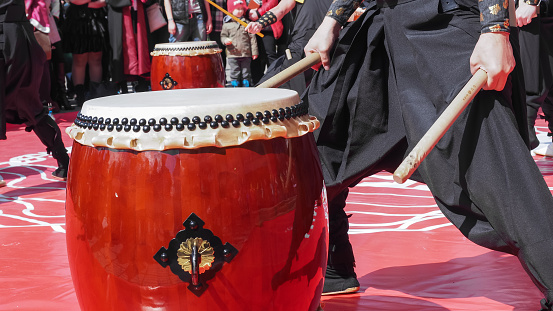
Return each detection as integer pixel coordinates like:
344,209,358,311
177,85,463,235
1,111,551,310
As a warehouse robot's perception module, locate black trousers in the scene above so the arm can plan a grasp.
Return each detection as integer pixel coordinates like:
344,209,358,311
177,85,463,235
0,20,69,166
520,15,553,144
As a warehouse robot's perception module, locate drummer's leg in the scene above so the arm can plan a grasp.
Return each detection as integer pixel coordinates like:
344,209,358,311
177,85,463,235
527,94,542,148
32,115,70,180
541,88,553,135
323,187,360,295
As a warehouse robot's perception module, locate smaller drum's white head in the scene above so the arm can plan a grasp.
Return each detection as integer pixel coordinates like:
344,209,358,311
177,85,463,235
66,88,320,151
151,41,221,56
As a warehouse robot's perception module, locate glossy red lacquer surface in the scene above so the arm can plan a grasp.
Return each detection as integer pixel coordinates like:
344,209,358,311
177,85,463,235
150,53,225,91
66,135,328,311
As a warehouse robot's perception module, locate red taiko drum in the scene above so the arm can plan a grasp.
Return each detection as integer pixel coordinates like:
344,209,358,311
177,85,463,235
150,41,225,91
65,88,328,311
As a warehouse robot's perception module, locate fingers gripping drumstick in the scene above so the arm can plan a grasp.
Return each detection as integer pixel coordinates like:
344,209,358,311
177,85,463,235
392,69,488,184
257,53,321,89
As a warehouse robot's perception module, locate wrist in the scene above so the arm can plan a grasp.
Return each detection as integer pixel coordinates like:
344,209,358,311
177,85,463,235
257,10,277,28
321,16,342,36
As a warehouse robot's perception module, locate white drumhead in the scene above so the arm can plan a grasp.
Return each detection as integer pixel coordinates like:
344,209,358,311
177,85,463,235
66,88,319,151
151,41,221,56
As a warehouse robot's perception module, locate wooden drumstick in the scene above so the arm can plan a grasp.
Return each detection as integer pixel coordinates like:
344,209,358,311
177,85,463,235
257,53,322,89
206,0,264,38
392,68,488,184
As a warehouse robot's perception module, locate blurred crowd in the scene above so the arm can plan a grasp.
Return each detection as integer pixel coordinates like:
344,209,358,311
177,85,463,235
29,0,300,113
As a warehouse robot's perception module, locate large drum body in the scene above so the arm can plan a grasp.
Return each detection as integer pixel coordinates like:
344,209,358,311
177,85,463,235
150,42,225,91
65,89,328,311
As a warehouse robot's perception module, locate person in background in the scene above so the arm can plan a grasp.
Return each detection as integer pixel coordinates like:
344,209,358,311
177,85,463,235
26,0,60,111
63,0,108,105
245,0,333,94
106,0,152,93
164,0,212,41
247,0,283,66
518,0,553,155
208,0,227,67
49,0,72,110
1,0,70,180
221,0,258,87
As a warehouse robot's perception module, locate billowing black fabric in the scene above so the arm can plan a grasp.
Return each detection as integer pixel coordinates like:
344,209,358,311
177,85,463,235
0,1,69,170
305,3,407,266
1,20,46,138
306,4,407,203
305,0,553,302
1,0,41,139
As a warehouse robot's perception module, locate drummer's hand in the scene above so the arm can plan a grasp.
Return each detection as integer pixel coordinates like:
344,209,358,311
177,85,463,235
516,1,539,27
470,32,514,91
223,38,232,45
304,16,341,71
168,19,177,35
206,20,213,34
245,22,262,34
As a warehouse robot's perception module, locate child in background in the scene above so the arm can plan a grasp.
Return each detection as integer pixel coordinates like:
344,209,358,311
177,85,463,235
164,0,213,42
220,0,258,87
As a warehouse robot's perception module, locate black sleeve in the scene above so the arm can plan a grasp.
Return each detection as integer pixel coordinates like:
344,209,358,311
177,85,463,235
325,0,361,26
478,0,510,33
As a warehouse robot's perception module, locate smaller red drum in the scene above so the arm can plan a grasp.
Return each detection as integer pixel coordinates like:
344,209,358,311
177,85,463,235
150,41,225,91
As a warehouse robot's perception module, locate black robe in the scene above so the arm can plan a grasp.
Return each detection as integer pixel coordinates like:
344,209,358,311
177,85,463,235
106,0,154,83
304,0,553,302
0,0,47,139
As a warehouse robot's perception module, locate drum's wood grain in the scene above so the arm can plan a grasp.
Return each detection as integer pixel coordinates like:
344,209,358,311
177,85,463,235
66,135,327,310
151,53,225,91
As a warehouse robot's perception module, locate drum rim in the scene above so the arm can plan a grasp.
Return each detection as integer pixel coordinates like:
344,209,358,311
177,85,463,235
66,89,320,151
151,41,222,56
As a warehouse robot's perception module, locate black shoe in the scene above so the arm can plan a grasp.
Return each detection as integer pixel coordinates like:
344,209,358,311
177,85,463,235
322,264,360,295
58,92,73,110
50,148,70,181
52,167,68,181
